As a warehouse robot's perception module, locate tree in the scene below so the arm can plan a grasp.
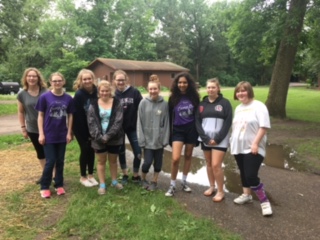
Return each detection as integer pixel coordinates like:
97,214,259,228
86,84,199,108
266,0,309,118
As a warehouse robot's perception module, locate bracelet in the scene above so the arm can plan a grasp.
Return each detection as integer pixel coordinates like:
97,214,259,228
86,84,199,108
21,126,26,128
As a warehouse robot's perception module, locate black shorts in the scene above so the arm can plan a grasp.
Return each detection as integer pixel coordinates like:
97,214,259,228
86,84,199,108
95,145,121,154
201,142,227,152
172,122,198,145
28,132,45,159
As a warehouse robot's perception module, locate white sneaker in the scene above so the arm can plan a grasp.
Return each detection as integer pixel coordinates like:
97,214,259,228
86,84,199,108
182,182,192,192
233,194,253,204
88,177,99,186
80,178,94,187
165,185,176,197
261,202,273,216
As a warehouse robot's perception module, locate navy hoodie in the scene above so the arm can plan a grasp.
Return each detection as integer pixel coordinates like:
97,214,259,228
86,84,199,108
73,87,98,140
115,86,142,132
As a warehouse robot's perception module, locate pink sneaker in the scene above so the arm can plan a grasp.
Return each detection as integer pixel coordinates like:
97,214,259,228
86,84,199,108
40,190,51,198
55,187,66,196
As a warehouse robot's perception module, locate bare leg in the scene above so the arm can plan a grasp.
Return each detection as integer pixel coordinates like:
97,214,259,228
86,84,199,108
203,150,215,196
97,153,107,184
212,150,225,194
182,144,195,176
108,153,118,182
170,141,184,180
152,172,160,182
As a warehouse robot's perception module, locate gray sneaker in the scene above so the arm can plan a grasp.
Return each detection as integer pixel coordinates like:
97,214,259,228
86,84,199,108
142,180,149,189
182,182,192,192
148,181,157,191
165,185,176,197
233,194,253,204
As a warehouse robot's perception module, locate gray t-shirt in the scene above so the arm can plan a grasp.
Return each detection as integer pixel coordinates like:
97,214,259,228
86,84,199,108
17,89,47,133
230,100,270,157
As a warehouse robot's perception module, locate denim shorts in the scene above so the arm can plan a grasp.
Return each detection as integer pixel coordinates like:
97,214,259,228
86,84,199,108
200,142,227,152
172,122,198,145
95,145,121,154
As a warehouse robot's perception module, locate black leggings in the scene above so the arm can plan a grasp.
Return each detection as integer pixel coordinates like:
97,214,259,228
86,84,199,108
234,153,264,188
28,132,45,159
142,148,164,173
75,135,95,177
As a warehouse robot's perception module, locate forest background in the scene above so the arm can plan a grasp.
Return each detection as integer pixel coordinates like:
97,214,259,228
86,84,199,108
0,0,319,117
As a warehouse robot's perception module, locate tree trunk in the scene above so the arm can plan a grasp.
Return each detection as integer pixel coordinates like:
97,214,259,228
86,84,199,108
265,0,309,118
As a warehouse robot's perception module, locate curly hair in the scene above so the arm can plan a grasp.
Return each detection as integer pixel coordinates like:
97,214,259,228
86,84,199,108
73,69,96,90
169,72,200,108
20,68,47,90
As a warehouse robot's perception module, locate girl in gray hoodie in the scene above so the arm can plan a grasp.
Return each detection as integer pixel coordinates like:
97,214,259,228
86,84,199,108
137,75,170,191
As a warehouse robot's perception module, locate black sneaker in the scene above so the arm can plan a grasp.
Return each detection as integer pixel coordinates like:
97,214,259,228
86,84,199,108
132,175,141,183
122,175,129,185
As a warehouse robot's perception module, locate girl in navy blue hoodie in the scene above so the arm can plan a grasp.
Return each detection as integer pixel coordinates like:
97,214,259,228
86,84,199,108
73,69,99,187
195,78,232,202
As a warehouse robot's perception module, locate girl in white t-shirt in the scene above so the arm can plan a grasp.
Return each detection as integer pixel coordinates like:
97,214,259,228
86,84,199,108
230,81,273,216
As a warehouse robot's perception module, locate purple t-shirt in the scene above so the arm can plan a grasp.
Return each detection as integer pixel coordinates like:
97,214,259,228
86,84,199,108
35,91,75,144
173,97,195,126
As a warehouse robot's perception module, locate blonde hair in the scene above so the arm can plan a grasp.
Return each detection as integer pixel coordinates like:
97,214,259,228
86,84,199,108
206,78,221,94
49,72,65,82
20,68,47,90
73,69,96,90
98,80,115,97
148,74,161,89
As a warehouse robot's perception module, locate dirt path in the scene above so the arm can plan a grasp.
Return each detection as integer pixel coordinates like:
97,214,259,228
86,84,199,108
0,114,319,240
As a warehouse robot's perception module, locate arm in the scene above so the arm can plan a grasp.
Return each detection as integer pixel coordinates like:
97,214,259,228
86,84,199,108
162,104,170,147
136,101,145,148
38,112,45,145
213,100,233,144
17,100,28,139
66,113,73,144
195,105,211,145
251,128,268,154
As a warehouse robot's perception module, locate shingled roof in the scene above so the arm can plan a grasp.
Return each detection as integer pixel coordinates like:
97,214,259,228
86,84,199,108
88,58,189,72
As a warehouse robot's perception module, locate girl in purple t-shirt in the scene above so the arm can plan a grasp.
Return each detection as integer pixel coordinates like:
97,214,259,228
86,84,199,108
165,72,200,197
36,72,75,199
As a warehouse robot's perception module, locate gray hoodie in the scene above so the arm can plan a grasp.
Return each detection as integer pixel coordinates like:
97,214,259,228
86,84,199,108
137,96,169,149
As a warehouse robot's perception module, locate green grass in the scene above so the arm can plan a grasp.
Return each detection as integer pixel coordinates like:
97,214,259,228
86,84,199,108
0,103,16,116
0,139,239,240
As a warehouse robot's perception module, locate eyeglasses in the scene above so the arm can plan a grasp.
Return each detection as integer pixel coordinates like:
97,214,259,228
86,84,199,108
51,80,63,83
115,79,126,82
27,75,38,78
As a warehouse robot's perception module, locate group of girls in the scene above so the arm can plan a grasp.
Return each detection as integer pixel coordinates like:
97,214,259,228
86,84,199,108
17,67,272,216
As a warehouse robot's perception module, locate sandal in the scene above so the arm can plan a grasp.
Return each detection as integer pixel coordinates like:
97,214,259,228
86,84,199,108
203,186,216,196
212,192,225,202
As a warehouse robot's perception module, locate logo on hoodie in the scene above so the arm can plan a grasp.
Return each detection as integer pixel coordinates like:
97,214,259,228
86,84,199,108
215,105,223,112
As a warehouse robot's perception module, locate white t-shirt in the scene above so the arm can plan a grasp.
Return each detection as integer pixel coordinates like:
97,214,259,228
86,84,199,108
230,100,270,157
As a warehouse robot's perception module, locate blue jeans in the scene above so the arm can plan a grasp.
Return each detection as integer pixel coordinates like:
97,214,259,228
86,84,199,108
119,130,141,173
41,143,66,190
142,148,164,173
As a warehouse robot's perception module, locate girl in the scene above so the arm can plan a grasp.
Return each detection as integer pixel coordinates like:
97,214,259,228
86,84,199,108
17,68,47,184
36,72,74,198
73,69,98,187
87,80,124,195
165,72,200,197
195,78,232,202
230,81,272,216
114,70,143,184
137,75,170,191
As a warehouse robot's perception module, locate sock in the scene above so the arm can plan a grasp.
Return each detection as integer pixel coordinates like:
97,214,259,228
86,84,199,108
182,175,187,183
99,183,106,189
251,183,269,203
112,180,118,186
170,180,176,187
